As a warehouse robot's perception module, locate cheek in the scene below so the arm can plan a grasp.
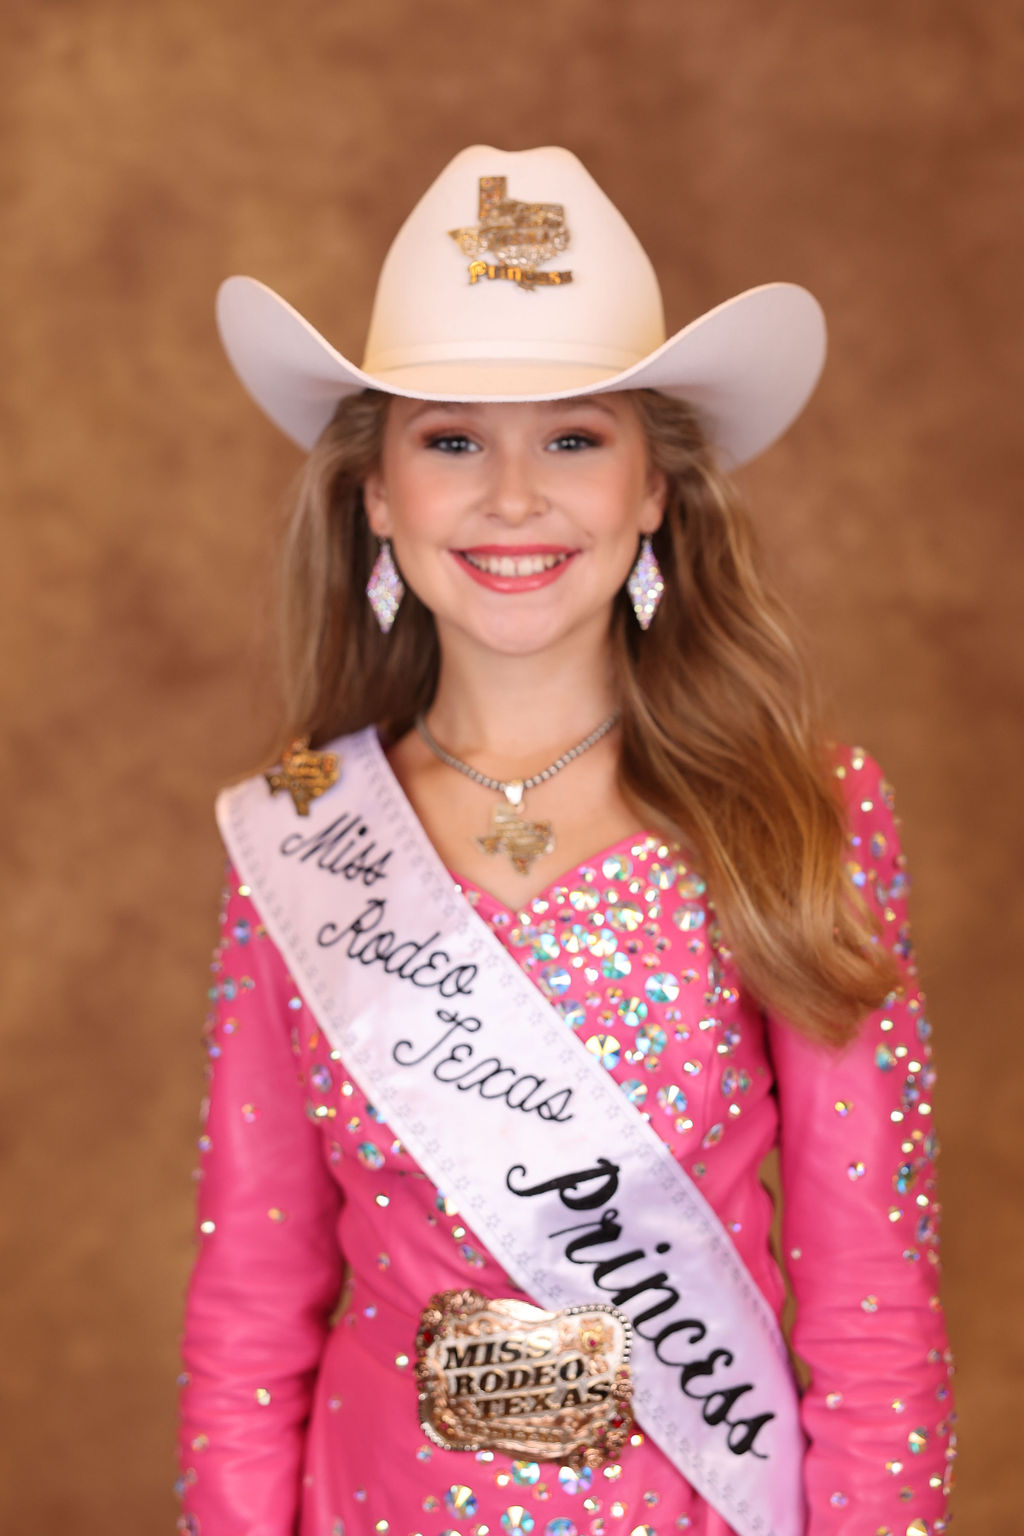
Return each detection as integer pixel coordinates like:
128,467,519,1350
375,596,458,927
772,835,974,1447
382,478,469,604
586,466,654,542
385,470,452,544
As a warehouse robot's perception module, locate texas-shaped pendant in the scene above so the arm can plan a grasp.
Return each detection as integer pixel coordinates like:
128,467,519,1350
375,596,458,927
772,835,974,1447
475,782,554,874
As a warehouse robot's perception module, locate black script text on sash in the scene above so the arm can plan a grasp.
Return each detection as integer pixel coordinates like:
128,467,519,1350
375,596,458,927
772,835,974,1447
507,1159,773,1458
318,896,478,998
394,1009,574,1123
316,893,576,1123
280,811,392,886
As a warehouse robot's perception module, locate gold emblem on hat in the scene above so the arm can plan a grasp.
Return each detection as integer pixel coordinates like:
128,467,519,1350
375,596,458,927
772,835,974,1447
415,1289,634,1469
449,176,573,291
264,737,339,816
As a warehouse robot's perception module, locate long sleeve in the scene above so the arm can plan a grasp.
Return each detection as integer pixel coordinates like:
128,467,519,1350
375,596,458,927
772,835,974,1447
177,868,345,1536
766,749,955,1534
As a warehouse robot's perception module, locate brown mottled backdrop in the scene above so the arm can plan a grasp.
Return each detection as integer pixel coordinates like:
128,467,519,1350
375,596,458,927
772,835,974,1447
2,0,1021,1528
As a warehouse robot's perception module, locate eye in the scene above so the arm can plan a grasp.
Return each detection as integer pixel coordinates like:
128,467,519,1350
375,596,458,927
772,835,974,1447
424,432,480,454
547,430,601,452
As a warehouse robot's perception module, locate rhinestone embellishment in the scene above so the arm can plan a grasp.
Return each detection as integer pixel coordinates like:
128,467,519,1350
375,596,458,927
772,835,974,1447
367,540,404,633
626,537,664,630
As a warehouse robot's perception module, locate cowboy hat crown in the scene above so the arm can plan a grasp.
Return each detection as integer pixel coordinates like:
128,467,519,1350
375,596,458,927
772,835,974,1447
216,144,826,469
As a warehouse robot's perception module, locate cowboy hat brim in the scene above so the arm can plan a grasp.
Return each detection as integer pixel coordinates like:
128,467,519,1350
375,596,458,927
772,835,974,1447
216,274,825,470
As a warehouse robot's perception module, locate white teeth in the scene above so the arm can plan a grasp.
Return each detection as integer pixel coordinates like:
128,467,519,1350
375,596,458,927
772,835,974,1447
464,551,569,577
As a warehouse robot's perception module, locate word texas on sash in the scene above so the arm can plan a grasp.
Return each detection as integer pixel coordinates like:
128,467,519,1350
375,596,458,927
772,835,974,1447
217,727,806,1536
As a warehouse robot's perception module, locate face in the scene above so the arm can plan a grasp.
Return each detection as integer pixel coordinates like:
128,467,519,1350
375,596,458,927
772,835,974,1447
362,395,665,659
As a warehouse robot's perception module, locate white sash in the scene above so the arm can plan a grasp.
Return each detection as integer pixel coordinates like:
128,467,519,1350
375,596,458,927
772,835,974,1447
217,727,805,1536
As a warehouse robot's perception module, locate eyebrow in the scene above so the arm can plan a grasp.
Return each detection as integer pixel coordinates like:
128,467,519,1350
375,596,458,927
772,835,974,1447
543,396,619,417
403,401,462,421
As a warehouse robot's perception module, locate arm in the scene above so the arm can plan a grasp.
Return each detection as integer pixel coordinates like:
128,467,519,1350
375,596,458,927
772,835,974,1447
177,868,344,1535
766,750,955,1533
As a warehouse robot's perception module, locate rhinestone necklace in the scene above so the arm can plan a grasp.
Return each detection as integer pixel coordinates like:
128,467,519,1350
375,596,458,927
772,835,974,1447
415,710,620,876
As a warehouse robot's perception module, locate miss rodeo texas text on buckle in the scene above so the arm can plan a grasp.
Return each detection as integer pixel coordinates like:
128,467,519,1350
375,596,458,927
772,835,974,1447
416,1290,634,1470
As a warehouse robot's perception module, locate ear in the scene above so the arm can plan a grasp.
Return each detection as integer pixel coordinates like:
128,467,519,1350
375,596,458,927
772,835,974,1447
639,466,668,536
361,467,392,538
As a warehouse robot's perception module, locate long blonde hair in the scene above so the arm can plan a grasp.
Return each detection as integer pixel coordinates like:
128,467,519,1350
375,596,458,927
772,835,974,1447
275,387,898,1045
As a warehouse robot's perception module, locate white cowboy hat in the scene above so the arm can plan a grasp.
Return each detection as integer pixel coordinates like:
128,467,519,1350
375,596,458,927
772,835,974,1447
216,144,826,469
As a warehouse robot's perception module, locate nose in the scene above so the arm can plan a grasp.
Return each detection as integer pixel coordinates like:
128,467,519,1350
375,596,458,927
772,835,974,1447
484,443,548,525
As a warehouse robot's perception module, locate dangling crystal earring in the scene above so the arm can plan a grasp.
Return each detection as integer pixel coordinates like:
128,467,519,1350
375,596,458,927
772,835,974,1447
366,539,404,633
626,535,664,630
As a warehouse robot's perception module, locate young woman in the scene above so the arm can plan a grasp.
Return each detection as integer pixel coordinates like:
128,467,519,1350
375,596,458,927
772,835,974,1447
177,146,955,1536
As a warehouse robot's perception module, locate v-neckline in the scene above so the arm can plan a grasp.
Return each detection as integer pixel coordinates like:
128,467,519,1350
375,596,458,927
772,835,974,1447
369,728,649,916
447,827,650,918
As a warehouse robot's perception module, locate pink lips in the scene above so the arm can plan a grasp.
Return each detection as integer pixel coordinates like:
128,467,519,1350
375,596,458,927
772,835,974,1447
452,544,578,594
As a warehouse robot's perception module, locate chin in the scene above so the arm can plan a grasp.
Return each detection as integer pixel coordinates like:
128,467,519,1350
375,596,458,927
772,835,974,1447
454,608,608,660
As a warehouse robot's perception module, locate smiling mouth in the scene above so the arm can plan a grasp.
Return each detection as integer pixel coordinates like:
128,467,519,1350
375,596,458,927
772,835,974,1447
460,551,573,577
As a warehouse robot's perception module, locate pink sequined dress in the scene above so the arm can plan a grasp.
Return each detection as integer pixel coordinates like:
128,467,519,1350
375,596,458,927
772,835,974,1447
177,746,955,1536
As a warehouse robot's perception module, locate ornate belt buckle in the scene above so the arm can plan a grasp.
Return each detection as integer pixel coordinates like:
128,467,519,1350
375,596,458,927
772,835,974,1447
415,1289,634,1470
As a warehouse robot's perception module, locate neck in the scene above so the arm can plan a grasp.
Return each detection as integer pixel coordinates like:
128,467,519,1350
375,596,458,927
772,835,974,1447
425,622,617,767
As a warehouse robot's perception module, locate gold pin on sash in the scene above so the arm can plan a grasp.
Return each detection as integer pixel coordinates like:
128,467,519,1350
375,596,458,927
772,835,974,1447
416,1289,633,1469
265,737,339,816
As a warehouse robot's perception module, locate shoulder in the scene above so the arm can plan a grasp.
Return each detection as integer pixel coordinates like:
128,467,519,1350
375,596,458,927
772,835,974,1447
828,741,894,808
828,741,899,839
828,741,910,916
214,727,374,818
212,727,387,939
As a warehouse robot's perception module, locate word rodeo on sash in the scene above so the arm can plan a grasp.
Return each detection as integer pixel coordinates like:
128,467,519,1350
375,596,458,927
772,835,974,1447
218,727,805,1536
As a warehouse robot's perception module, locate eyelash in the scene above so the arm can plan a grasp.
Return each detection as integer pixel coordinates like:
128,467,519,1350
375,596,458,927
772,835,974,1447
424,433,477,454
423,430,601,454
